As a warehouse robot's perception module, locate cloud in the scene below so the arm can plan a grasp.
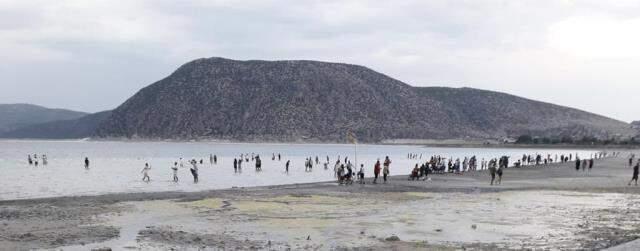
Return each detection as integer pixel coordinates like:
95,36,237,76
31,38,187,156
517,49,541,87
548,14,640,59
0,0,638,122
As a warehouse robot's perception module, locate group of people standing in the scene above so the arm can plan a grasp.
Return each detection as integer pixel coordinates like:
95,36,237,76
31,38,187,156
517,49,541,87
27,154,48,166
143,155,219,184
406,151,617,186
233,153,272,173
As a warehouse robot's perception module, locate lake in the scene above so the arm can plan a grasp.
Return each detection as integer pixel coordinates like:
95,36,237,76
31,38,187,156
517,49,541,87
0,140,599,200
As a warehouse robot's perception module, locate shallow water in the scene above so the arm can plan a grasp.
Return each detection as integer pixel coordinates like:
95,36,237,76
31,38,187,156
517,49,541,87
0,140,598,200
63,190,640,250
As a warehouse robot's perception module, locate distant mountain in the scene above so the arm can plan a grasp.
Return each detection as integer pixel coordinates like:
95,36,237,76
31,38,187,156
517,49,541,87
0,111,112,139
0,104,87,134
415,87,635,140
632,121,640,130
93,57,635,142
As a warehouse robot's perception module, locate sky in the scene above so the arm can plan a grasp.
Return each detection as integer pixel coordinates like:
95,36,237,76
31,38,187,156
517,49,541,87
1,0,639,122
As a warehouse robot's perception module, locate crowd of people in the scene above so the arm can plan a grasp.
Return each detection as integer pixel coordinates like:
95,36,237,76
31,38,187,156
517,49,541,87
27,150,635,187
404,151,619,185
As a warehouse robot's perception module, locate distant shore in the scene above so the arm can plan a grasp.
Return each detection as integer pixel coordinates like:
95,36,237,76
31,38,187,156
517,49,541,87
2,137,637,150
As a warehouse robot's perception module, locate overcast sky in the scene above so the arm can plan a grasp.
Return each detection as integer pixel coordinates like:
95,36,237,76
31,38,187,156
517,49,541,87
1,0,639,122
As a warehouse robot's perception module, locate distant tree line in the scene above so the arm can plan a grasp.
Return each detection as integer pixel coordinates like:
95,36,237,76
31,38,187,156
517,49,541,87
515,135,640,145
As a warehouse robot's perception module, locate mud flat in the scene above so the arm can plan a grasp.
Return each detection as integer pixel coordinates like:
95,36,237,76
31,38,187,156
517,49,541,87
1,153,640,250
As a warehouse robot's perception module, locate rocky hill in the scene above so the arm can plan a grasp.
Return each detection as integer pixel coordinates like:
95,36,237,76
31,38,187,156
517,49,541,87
0,104,87,134
415,87,634,140
94,57,635,142
1,111,112,139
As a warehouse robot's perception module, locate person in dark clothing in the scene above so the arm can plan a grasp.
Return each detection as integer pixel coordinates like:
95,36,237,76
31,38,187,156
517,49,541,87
409,164,419,181
575,158,581,171
233,158,238,173
285,160,290,174
84,157,90,170
255,155,262,171
373,160,381,184
489,160,497,186
345,164,353,185
190,160,199,183
629,162,639,186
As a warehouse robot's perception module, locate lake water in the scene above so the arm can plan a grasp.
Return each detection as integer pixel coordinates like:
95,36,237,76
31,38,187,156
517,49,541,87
0,140,598,200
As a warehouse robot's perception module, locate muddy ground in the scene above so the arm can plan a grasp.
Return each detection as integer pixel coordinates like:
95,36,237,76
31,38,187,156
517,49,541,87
1,153,640,250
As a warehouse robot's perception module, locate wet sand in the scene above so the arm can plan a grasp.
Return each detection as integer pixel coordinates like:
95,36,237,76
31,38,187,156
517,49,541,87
1,153,640,250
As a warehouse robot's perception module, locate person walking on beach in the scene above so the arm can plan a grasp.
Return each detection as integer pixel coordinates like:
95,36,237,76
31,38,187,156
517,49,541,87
84,157,90,170
358,164,365,184
285,160,290,174
141,163,151,182
172,162,179,182
28,155,33,165
496,164,503,185
629,161,639,186
383,156,391,183
489,159,497,185
575,158,581,171
210,154,214,165
373,160,381,184
42,155,48,166
190,160,199,183
588,159,594,172
214,155,217,165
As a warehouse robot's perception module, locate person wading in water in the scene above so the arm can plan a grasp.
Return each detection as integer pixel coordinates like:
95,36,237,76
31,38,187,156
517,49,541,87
190,160,199,183
285,160,290,174
84,157,90,170
172,162,179,182
141,163,151,182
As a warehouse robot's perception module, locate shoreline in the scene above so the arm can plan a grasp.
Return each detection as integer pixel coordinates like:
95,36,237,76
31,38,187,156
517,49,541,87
2,154,640,250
